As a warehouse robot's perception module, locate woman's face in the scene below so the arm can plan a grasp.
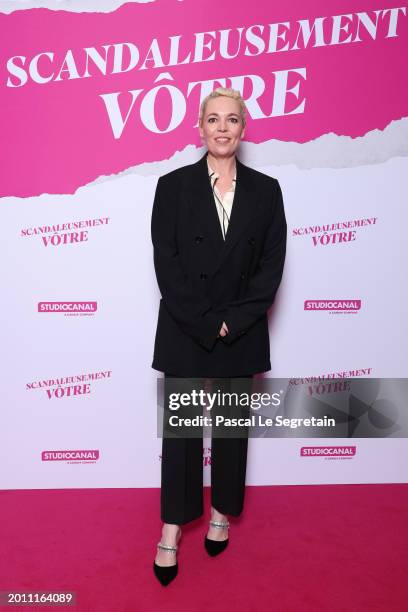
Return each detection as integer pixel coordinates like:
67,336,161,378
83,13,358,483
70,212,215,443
199,96,245,158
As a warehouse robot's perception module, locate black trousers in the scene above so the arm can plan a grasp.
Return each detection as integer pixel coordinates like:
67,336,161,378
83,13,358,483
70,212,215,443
160,374,253,525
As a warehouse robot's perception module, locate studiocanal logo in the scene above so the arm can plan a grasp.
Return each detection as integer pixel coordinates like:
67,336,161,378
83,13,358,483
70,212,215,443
38,301,97,316
300,446,356,460
304,300,361,314
41,450,100,464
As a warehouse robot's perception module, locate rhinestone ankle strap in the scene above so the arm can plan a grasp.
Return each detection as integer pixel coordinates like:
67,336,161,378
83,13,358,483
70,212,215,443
209,520,230,530
157,542,178,554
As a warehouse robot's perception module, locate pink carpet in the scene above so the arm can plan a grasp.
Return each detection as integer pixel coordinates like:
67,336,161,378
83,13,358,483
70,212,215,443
1,484,407,611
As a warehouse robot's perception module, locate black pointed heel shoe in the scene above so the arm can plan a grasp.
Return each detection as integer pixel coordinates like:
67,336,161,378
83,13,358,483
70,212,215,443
204,519,230,557
153,540,179,586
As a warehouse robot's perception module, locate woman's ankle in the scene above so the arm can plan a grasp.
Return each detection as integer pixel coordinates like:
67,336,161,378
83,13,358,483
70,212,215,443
161,523,181,542
210,506,227,522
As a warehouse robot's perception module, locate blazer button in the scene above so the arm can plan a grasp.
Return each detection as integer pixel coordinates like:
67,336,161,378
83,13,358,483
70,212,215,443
195,235,204,244
240,273,246,280
200,272,207,280
248,237,255,245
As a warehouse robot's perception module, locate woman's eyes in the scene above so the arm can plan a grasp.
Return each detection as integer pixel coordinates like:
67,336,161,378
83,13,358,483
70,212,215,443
207,117,239,123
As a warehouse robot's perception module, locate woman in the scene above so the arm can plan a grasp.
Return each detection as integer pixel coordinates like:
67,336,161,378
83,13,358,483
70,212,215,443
151,87,287,585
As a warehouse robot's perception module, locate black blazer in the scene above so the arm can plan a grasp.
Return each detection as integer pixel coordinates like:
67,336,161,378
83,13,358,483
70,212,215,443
151,153,287,377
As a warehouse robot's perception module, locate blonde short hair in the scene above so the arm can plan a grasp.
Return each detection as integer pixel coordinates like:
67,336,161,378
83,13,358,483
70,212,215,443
199,87,247,127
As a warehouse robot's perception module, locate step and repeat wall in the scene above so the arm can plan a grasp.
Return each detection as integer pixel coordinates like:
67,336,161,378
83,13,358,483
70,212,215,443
1,0,407,489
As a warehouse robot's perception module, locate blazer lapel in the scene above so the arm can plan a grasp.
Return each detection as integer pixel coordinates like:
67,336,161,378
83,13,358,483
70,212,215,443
189,153,225,252
188,153,260,275
213,157,260,274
